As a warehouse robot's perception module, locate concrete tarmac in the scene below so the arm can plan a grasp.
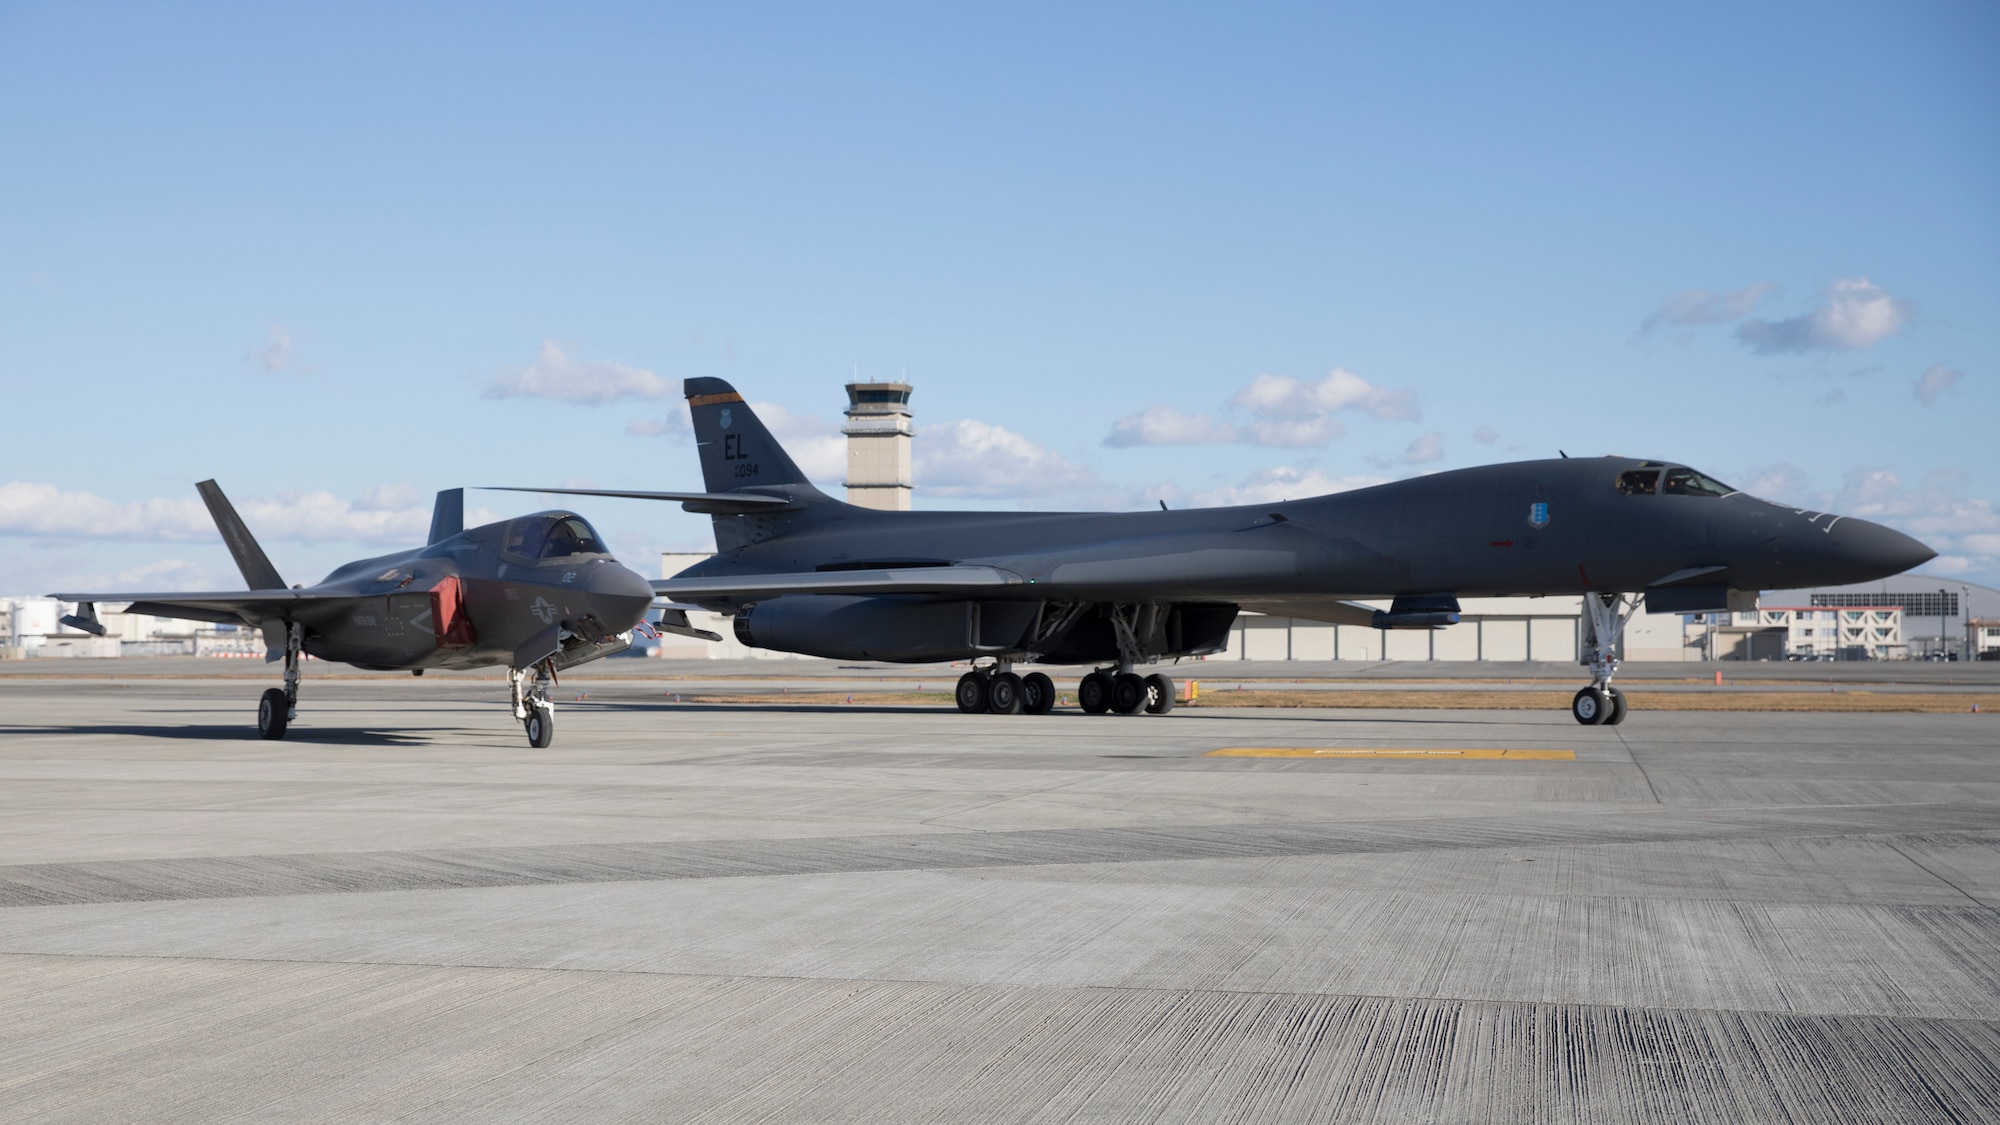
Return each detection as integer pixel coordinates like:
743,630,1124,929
2,678,1997,1122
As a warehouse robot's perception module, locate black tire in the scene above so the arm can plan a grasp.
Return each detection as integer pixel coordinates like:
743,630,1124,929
1111,672,1148,715
1078,672,1113,714
1604,687,1628,726
525,702,554,748
988,672,1024,715
1144,674,1175,715
1021,672,1056,715
955,671,989,714
256,688,289,740
1572,686,1608,725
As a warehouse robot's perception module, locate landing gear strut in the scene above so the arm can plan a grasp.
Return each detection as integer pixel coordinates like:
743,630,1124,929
1574,593,1636,726
256,622,302,740
1079,604,1175,717
512,660,556,747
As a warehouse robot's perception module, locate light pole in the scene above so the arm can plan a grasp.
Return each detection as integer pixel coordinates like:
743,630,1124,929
1940,586,1949,661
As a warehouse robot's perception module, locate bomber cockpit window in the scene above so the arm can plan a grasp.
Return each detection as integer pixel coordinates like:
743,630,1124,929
539,517,607,559
1616,469,1660,495
1662,467,1736,498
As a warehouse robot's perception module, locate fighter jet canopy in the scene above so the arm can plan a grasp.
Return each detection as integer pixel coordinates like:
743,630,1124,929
502,513,610,560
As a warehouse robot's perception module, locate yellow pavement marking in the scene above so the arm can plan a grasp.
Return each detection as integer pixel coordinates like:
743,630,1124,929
1204,747,1576,761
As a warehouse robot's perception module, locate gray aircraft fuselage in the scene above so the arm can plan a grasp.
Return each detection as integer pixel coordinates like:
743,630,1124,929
66,506,656,674
513,377,1934,674
286,511,657,671
680,457,1929,606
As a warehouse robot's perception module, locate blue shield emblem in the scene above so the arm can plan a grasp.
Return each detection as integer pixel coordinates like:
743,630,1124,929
719,407,733,429
1528,502,1549,529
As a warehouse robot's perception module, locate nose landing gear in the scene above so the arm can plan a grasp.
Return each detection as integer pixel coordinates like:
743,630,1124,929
511,660,557,747
1574,593,1636,726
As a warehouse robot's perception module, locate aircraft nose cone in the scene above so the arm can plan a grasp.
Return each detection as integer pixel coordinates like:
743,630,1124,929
586,563,656,627
1834,518,1935,579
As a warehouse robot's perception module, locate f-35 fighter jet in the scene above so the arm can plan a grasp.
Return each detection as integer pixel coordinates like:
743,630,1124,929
502,378,1934,726
53,482,659,746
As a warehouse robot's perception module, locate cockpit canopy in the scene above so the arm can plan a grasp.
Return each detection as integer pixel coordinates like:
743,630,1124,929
503,513,609,560
1616,464,1736,498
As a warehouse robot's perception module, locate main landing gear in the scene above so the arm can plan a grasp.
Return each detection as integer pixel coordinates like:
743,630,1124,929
952,605,1177,718
956,662,1057,716
953,662,1175,717
1573,593,1636,726
511,660,557,747
1077,668,1175,716
256,623,303,739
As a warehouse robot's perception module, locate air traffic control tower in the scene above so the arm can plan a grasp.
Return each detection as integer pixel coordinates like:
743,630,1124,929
842,382,913,510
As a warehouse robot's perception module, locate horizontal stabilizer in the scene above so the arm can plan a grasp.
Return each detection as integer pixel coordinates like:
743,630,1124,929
480,486,793,515
655,565,1024,601
50,588,331,629
58,602,108,636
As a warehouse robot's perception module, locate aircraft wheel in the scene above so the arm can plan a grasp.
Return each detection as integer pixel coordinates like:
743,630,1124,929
256,688,289,740
1143,674,1175,715
1571,686,1608,725
955,671,990,714
988,672,1025,715
1078,672,1113,714
1603,687,1628,726
1111,673,1148,715
524,702,555,748
1021,672,1056,715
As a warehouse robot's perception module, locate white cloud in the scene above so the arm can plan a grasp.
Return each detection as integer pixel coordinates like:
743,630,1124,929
626,414,691,442
485,341,672,404
1914,364,1964,406
1105,368,1418,449
246,324,301,374
1231,370,1419,424
915,419,1096,498
1367,431,1446,469
1190,465,1388,508
1103,405,1239,447
749,402,845,485
1472,426,1499,445
0,482,437,546
1640,282,1778,335
1737,277,1913,354
1740,463,1813,504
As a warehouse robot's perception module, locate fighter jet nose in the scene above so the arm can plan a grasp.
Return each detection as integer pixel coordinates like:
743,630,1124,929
1835,518,1936,579
600,564,656,601
584,562,657,626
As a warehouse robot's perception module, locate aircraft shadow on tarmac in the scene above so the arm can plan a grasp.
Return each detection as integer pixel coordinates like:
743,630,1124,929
0,724,434,746
611,701,1520,726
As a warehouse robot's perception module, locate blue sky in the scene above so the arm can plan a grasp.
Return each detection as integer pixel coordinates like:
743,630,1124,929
2,1,1995,594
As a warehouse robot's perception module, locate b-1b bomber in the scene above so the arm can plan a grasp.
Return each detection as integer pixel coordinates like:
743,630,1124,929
505,378,1937,725
54,482,664,746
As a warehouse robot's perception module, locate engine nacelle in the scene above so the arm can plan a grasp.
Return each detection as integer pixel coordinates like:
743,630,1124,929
734,596,1041,662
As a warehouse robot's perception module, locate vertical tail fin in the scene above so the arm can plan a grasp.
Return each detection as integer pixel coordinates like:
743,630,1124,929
683,378,828,499
428,488,465,544
195,480,287,590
